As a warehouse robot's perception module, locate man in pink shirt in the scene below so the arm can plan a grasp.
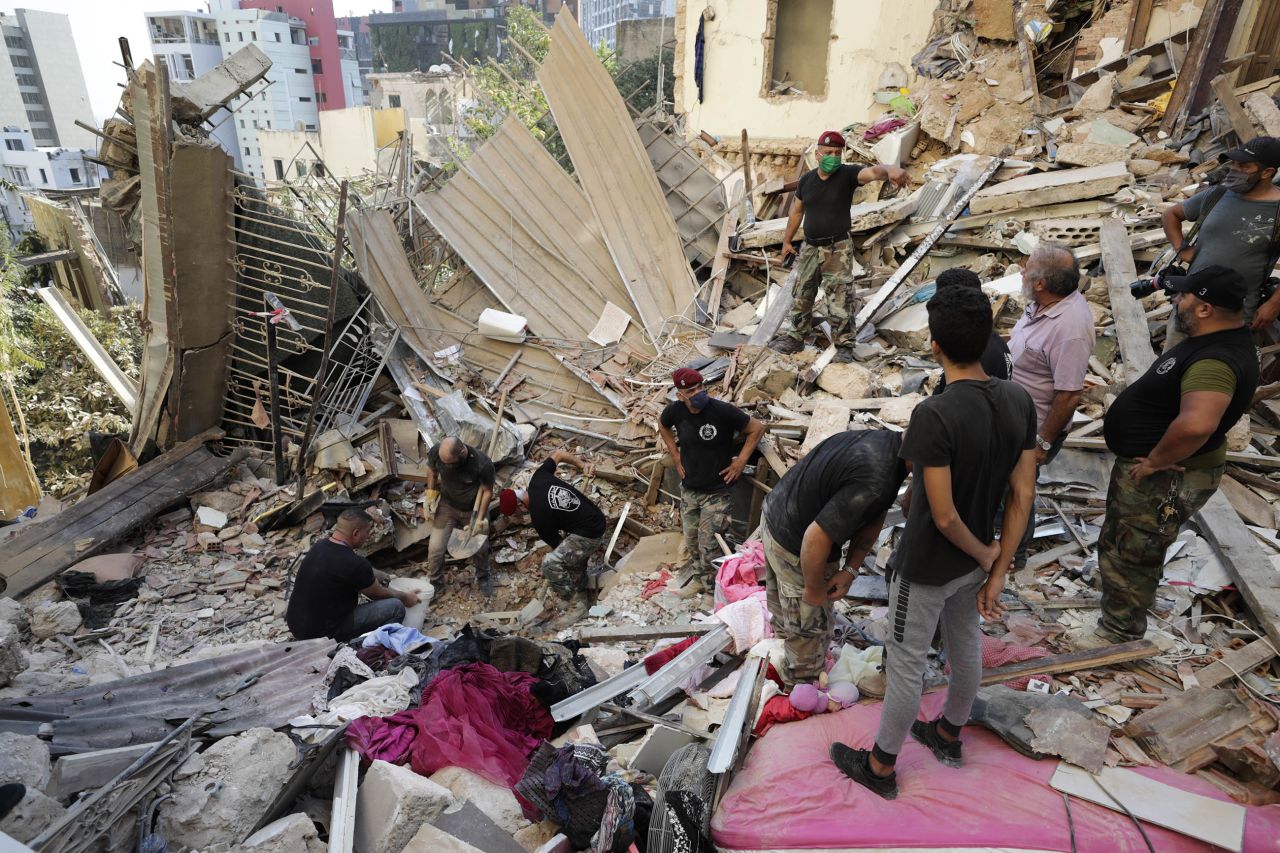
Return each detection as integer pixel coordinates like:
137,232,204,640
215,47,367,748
1007,244,1095,568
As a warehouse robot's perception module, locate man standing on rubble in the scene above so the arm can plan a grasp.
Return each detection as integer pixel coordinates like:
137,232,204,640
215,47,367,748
424,436,496,595
658,367,765,592
498,449,607,627
1161,136,1280,347
832,285,1037,800
770,130,910,361
932,267,1011,393
760,429,907,688
1096,266,1259,645
1007,244,1094,568
286,508,420,641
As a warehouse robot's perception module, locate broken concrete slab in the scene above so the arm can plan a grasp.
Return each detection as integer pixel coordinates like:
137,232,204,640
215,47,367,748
630,724,697,775
0,733,51,792
1244,92,1280,137
608,532,685,590
29,601,82,640
877,300,930,350
738,197,919,249
514,820,562,853
242,813,326,853
355,760,458,853
1055,141,1132,168
0,786,65,843
969,162,1131,215
1027,706,1110,773
434,801,528,853
402,822,485,853
816,361,875,400
427,767,528,836
0,621,27,688
0,599,29,635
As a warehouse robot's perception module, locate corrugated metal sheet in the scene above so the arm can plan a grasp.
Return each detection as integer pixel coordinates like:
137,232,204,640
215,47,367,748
0,639,335,756
538,9,697,337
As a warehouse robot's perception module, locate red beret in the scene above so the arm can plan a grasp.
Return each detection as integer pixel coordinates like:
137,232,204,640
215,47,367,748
498,488,519,516
672,367,704,389
818,130,847,148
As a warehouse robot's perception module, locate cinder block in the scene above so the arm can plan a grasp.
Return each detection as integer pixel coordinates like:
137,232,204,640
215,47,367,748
354,760,457,853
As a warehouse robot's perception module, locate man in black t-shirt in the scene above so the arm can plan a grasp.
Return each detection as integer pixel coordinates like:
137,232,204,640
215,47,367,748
931,268,1011,394
286,509,420,641
1096,266,1259,644
658,367,764,590
424,436,496,594
761,429,907,688
499,450,607,627
770,130,910,360
832,286,1038,801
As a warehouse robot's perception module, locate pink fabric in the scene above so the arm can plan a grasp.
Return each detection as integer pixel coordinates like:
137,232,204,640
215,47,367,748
345,662,552,787
945,633,1051,690
715,540,765,609
641,569,673,600
714,693,1280,851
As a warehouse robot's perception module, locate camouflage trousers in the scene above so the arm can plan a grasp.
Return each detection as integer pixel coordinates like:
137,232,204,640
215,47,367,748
680,488,733,583
1098,457,1223,641
541,533,601,601
762,519,835,687
783,238,860,346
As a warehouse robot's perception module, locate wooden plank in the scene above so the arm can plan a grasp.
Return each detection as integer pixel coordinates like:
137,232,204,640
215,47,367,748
48,742,161,799
1099,219,1156,383
1212,74,1259,139
1218,474,1275,527
1050,763,1245,851
1125,0,1154,51
746,272,796,346
1195,491,1280,652
1195,638,1278,689
1026,531,1100,570
706,176,743,325
577,623,715,644
799,401,850,454
980,639,1158,685
35,287,138,410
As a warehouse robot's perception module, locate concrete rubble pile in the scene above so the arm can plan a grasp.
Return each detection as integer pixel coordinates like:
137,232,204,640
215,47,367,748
2,1,1280,851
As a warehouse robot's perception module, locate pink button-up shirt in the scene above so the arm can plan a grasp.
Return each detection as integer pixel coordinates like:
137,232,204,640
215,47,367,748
1008,290,1095,429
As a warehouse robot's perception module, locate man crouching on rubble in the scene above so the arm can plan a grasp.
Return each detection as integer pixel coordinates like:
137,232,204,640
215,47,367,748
286,508,420,641
498,450,607,629
760,430,906,689
832,286,1037,799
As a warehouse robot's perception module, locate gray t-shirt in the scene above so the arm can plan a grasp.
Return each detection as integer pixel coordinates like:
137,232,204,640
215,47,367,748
1183,188,1280,312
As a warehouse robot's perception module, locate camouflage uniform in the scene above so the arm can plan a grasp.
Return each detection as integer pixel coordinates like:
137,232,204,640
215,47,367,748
681,489,733,583
541,533,601,601
762,519,836,687
1098,457,1224,641
783,238,861,346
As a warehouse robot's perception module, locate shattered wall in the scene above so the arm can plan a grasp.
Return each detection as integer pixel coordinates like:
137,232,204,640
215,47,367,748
672,0,939,140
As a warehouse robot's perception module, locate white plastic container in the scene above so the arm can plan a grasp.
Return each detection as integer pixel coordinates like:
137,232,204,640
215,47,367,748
478,308,528,342
388,577,435,630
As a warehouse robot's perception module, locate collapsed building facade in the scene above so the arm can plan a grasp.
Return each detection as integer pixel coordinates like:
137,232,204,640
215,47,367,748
2,1,1280,850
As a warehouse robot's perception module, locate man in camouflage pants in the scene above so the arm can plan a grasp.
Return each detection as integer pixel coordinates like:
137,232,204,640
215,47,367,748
499,450,607,628
1097,266,1258,643
771,129,910,361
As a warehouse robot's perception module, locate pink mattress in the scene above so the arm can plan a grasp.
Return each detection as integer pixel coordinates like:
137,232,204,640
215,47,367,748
712,694,1280,851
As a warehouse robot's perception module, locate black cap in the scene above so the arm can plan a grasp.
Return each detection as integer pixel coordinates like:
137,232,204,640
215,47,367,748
1164,264,1247,311
1222,136,1280,170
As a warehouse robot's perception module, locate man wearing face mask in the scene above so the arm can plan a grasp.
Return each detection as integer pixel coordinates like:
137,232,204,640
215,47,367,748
770,130,911,361
658,367,765,591
1161,136,1280,348
1094,266,1259,645
424,435,496,595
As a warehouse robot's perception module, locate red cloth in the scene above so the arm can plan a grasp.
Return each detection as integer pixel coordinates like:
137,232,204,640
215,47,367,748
752,693,813,737
643,636,697,675
345,662,553,787
945,633,1051,691
640,568,673,600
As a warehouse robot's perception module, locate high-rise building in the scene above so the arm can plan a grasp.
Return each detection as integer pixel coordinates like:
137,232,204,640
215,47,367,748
239,0,351,110
145,10,243,170
0,125,102,241
335,14,373,100
579,0,671,51
0,8,95,150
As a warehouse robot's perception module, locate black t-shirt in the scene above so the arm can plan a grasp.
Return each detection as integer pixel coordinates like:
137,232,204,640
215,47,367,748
660,398,751,494
892,378,1038,585
796,164,863,241
286,539,376,640
426,443,496,510
528,459,607,547
934,333,1012,395
763,430,906,562
1104,326,1259,459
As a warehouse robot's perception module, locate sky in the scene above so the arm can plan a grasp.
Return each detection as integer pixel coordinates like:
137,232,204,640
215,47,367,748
8,1,394,123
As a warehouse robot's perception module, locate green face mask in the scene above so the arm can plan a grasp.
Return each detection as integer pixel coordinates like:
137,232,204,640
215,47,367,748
819,154,842,174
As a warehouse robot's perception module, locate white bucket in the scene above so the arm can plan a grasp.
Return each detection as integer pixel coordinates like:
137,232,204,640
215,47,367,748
478,308,528,342
389,577,435,630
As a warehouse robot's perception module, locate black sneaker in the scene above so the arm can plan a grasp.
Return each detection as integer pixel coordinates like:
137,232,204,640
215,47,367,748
910,718,963,768
830,742,898,800
768,335,804,354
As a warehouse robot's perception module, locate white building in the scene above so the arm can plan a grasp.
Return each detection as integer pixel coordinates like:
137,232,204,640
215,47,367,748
145,10,242,170
337,29,366,107
215,7,319,183
0,126,101,241
367,70,474,165
579,0,673,51
0,8,96,150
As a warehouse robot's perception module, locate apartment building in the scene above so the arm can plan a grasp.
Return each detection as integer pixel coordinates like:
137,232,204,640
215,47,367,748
0,8,95,151
579,0,672,51
0,125,101,241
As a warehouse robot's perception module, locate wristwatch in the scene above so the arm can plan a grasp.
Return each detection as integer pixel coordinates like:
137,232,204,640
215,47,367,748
1035,435,1052,452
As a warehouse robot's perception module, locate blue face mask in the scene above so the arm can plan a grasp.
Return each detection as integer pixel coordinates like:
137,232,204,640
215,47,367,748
689,390,710,409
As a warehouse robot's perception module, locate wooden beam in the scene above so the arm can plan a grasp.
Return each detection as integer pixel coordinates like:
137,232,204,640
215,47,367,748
35,287,138,411
578,623,716,644
15,249,77,266
1195,492,1280,652
1100,219,1156,383
1211,74,1258,139
1193,637,1277,689
980,639,1159,685
1125,0,1154,51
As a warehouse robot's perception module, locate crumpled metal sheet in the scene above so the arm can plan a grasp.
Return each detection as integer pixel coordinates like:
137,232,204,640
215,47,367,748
0,639,335,756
